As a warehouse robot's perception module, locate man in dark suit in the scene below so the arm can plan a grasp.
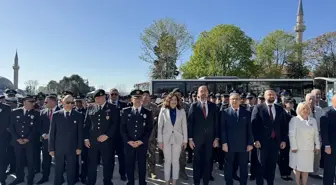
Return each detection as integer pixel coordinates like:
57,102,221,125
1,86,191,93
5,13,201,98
109,88,128,181
120,89,153,185
37,94,60,184
320,95,336,185
84,89,119,185
0,99,11,185
251,89,288,185
9,95,40,185
188,85,219,185
221,93,253,185
49,95,83,185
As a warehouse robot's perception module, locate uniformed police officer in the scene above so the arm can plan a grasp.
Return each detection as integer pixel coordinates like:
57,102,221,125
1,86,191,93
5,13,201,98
120,89,153,185
142,90,159,179
34,92,46,174
37,94,60,184
0,97,11,185
84,89,119,185
108,88,128,181
73,94,88,183
49,95,83,185
9,95,40,185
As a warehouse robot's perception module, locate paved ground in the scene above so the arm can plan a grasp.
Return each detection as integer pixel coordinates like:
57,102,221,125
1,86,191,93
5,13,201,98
6,158,323,185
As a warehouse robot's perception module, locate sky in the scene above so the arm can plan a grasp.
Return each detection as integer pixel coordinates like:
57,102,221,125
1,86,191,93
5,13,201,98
0,0,335,92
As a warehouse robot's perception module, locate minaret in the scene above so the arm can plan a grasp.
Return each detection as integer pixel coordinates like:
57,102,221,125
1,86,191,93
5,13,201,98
13,50,19,89
294,0,305,44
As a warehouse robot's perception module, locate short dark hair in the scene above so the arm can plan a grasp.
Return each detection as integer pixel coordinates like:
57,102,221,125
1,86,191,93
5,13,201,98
163,93,181,109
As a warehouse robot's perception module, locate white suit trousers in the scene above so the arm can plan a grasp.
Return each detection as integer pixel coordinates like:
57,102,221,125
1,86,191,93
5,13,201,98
163,143,182,181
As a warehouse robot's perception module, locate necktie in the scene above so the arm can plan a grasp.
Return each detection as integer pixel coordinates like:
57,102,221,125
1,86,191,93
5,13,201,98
202,103,206,118
49,109,53,120
66,112,70,118
135,109,139,115
235,109,238,119
268,105,276,139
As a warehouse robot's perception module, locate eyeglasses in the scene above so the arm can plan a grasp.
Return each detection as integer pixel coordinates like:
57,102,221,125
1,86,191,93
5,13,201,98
65,101,74,104
110,93,118,96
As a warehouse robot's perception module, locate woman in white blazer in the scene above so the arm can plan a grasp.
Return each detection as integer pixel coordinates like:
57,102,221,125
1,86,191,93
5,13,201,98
289,102,320,185
157,93,188,185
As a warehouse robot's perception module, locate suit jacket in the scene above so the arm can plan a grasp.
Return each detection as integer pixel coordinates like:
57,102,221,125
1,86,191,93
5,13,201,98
157,107,188,145
10,108,40,146
251,103,287,146
112,100,129,139
48,110,83,153
188,101,219,145
40,106,60,136
221,106,253,152
84,102,119,145
320,107,336,148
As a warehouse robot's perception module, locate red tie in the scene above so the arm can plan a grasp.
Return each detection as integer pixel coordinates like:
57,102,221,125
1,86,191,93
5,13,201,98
268,105,276,139
202,103,206,118
49,109,53,120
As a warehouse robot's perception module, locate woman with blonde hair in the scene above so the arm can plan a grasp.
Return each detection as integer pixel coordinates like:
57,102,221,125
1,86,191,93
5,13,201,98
289,102,320,185
157,93,188,185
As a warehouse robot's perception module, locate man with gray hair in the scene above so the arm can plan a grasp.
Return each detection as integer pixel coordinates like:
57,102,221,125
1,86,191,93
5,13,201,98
311,89,328,109
304,93,324,179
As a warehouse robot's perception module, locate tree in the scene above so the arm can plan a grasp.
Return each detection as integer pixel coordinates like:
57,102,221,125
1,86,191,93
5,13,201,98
113,84,129,96
306,32,336,77
24,80,39,94
285,43,310,78
180,24,255,79
45,74,94,95
255,30,297,77
140,18,193,79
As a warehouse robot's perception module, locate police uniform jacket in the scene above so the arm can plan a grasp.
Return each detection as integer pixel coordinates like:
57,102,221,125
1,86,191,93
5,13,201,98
0,103,11,139
120,107,153,145
84,102,119,145
48,110,83,153
10,108,40,146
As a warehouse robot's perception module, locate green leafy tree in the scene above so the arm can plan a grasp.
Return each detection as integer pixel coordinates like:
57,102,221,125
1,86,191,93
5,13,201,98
255,30,296,77
140,18,193,79
180,24,255,78
45,75,94,95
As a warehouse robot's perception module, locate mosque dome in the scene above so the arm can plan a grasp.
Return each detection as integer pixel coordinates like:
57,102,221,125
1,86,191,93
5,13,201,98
0,76,15,91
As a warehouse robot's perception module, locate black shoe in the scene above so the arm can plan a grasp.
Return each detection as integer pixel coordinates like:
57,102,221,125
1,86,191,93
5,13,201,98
219,165,224,170
249,176,256,181
287,176,293,181
309,174,323,179
120,175,127,182
27,181,33,185
210,176,214,181
281,176,289,181
187,158,192,164
37,178,49,184
9,179,24,185
6,171,15,176
233,175,240,181
0,181,6,185
179,171,188,180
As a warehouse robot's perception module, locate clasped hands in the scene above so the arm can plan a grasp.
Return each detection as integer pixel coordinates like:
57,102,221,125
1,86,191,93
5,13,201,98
49,149,81,157
128,140,143,148
17,138,29,144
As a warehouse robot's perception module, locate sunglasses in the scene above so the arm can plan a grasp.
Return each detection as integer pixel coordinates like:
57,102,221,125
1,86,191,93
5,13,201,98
110,93,118,96
65,101,74,104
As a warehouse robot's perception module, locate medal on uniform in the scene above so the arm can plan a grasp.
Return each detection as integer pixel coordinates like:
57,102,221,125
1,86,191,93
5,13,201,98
143,114,147,119
106,116,110,120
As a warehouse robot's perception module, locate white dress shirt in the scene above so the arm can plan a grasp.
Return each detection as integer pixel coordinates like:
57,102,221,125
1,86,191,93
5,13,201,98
132,106,142,114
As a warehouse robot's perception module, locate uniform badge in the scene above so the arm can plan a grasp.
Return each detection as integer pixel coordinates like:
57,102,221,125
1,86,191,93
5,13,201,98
74,120,77,123
105,109,110,113
143,114,147,119
31,115,34,119
106,116,110,120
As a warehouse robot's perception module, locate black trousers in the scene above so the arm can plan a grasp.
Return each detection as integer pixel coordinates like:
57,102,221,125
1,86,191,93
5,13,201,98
124,144,147,185
225,152,249,185
193,141,213,185
323,151,336,185
54,151,76,185
87,141,113,185
80,147,88,180
0,137,9,183
255,140,279,185
41,140,52,178
112,137,126,177
277,143,291,176
6,138,16,174
14,142,35,183
250,147,259,178
34,136,41,172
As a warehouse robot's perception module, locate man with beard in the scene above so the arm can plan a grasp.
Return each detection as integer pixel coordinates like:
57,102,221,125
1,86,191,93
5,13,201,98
251,89,287,185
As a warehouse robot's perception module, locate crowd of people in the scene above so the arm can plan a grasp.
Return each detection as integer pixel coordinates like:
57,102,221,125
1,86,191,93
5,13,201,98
0,86,335,185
